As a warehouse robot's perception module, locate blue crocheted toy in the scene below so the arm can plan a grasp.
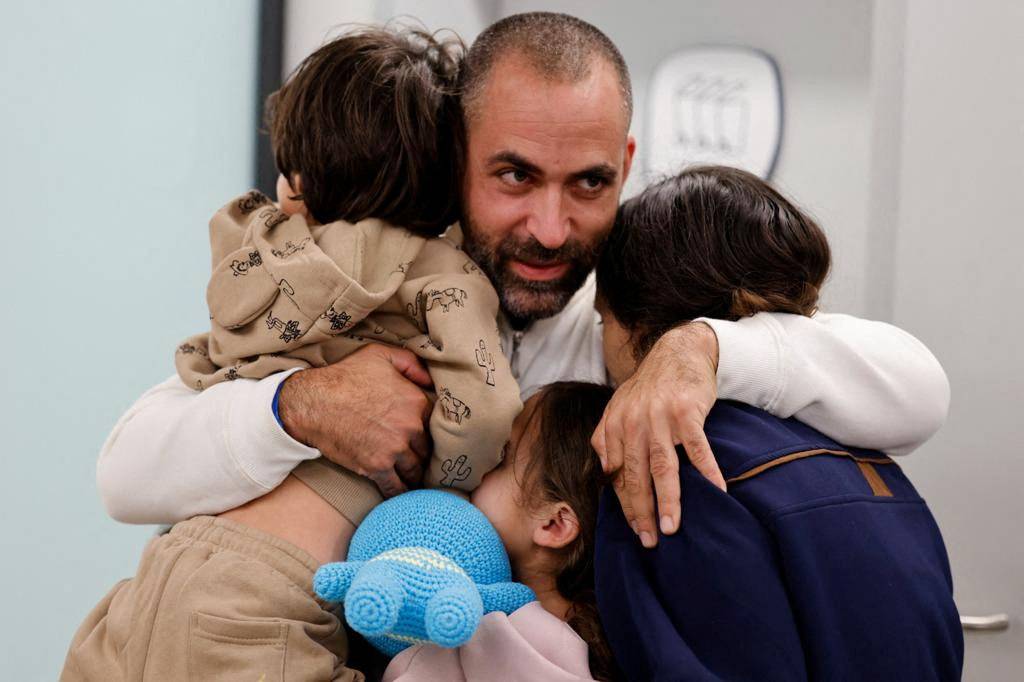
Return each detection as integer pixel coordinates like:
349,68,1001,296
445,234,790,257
313,489,535,656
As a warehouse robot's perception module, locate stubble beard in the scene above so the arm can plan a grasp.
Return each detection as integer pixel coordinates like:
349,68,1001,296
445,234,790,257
461,215,601,328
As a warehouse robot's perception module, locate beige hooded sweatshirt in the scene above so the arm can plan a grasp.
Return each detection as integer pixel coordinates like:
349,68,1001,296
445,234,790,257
176,191,521,525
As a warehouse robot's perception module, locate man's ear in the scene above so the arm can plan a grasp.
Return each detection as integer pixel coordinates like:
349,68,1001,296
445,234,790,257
621,134,637,186
532,502,580,550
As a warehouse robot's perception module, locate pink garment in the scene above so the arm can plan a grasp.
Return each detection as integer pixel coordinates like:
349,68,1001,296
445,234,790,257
383,602,594,681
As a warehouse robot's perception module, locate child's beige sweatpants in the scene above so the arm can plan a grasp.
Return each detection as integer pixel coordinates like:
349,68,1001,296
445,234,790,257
60,516,363,681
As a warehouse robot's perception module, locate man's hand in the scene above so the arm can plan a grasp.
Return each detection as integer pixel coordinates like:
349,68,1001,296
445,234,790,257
277,344,434,498
592,322,726,548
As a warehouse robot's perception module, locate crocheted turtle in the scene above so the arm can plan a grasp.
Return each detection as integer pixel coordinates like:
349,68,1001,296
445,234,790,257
313,489,536,656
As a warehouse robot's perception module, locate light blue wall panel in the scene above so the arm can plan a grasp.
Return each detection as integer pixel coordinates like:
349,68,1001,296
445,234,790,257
0,2,258,676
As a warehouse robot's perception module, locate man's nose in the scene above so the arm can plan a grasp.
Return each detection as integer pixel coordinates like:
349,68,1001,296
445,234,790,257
526,187,571,250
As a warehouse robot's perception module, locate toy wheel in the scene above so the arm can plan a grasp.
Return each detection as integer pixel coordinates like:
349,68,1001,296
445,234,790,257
424,586,482,648
345,574,403,636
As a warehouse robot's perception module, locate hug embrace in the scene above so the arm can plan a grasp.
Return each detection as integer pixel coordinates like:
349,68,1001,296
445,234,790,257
63,12,962,682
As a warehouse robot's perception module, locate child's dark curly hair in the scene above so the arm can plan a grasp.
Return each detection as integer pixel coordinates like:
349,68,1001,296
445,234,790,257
266,26,465,235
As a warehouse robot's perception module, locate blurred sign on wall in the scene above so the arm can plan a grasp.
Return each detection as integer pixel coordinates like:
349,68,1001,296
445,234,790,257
646,46,783,179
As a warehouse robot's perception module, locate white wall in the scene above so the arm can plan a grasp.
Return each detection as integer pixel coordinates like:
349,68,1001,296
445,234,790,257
0,2,257,677
889,1,1024,678
283,0,377,76
283,0,495,77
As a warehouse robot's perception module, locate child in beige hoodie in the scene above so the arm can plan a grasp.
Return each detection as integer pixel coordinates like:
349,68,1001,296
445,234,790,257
63,26,522,682
176,28,521,528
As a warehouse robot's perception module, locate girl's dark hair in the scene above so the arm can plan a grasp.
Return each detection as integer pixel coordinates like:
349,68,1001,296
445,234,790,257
596,165,831,358
514,382,623,682
265,26,465,235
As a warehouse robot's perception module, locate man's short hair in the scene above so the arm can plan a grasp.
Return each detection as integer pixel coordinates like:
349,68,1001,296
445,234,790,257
461,12,633,125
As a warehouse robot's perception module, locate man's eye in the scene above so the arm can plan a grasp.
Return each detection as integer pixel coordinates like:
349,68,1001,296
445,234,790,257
577,176,607,192
499,169,530,186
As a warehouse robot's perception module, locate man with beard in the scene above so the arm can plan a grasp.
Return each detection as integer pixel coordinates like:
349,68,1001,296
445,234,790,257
97,12,949,561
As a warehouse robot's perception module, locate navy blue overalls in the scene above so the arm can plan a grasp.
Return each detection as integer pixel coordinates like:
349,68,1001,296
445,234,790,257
595,401,963,681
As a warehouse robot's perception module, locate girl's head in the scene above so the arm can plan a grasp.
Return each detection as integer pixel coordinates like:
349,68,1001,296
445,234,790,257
471,381,619,681
266,26,464,235
595,165,832,384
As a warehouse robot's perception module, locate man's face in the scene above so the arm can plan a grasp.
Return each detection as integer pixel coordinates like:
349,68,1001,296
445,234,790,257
461,54,635,325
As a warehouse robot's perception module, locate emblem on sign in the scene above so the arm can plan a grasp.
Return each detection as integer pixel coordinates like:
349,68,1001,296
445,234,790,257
646,46,782,180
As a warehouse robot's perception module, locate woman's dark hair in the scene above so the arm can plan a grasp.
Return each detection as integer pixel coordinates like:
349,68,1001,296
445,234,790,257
596,165,831,358
513,381,623,682
265,26,465,235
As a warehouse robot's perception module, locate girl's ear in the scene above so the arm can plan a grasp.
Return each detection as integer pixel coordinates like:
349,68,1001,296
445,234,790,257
532,502,581,550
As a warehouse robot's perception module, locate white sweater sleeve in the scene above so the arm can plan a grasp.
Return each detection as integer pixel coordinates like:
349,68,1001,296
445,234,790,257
96,368,319,524
700,312,950,455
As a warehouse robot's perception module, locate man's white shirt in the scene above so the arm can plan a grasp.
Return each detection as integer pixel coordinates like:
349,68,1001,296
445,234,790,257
498,273,608,400
97,273,950,524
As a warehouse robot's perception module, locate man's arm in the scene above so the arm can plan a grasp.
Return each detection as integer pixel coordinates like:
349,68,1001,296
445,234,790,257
593,311,950,547
97,370,315,524
98,345,434,524
705,312,950,455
